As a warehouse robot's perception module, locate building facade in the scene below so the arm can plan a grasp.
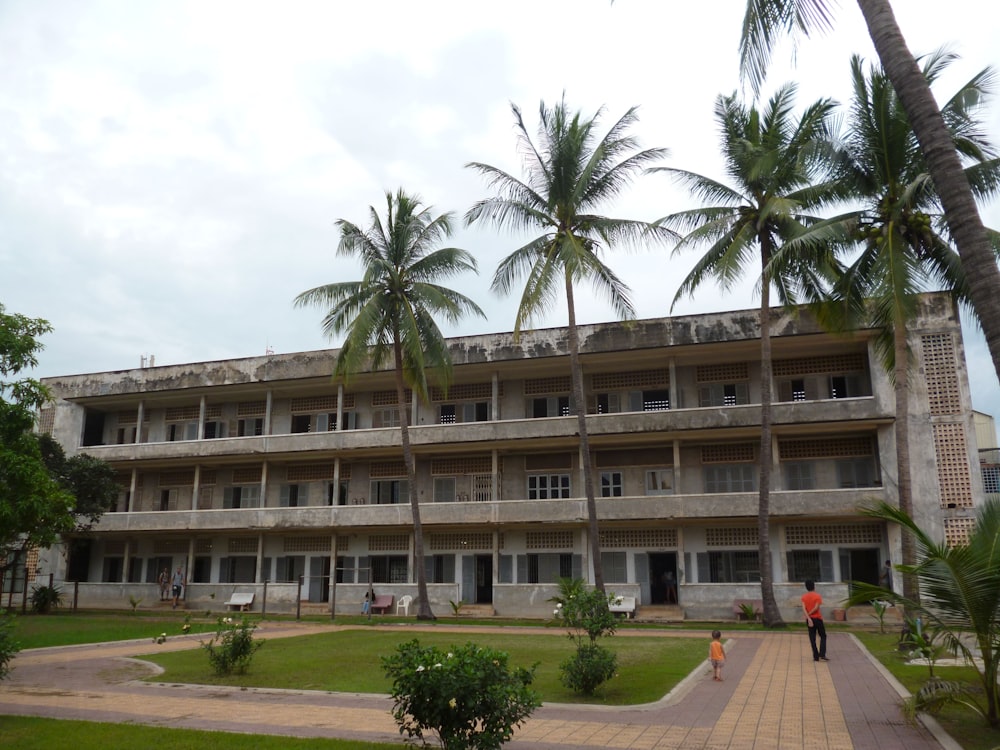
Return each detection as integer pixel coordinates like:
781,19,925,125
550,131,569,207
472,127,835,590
31,293,984,618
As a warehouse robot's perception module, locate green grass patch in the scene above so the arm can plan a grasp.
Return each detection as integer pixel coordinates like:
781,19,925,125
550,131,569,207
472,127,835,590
9,611,218,650
0,715,396,749
144,629,703,705
853,631,1000,750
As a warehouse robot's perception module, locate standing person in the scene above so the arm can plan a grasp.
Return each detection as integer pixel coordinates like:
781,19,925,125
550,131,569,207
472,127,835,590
879,560,893,592
709,630,726,681
171,566,185,610
801,579,828,662
157,567,169,601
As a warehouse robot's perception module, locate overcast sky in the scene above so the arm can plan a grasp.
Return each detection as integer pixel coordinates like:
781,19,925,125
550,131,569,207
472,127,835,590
2,0,998,423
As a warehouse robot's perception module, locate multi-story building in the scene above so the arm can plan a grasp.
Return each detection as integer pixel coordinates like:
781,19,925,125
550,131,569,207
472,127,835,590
32,292,984,619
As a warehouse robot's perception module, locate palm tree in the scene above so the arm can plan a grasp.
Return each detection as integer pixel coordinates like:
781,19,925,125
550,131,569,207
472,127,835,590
740,0,1000,398
846,498,1000,728
815,52,1000,604
295,189,485,620
465,98,672,593
652,85,842,627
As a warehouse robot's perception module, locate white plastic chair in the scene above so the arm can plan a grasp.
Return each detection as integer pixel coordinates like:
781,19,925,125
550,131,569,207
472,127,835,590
396,594,413,616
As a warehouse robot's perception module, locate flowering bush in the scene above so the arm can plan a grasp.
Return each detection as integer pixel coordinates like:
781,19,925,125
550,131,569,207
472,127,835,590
153,632,167,644
202,616,262,675
550,577,618,695
383,639,540,750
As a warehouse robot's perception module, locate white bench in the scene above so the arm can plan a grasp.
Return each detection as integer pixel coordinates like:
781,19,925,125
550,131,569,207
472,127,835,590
224,592,255,612
609,595,637,618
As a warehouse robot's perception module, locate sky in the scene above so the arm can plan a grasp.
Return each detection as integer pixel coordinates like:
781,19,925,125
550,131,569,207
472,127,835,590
2,0,999,422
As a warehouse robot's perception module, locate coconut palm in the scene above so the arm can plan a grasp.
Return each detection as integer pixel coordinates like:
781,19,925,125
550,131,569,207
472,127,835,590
652,85,842,626
814,52,1000,604
846,497,1000,727
465,98,672,593
295,189,485,620
739,0,1000,396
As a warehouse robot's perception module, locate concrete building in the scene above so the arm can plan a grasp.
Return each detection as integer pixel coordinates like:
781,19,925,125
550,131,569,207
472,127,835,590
31,292,985,619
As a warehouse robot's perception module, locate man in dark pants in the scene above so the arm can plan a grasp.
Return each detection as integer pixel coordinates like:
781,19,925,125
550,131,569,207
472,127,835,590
801,579,828,661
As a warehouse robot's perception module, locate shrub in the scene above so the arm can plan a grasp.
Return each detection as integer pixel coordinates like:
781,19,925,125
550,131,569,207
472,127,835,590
550,577,619,695
29,585,62,614
202,617,262,675
0,610,19,681
383,639,540,750
559,642,617,695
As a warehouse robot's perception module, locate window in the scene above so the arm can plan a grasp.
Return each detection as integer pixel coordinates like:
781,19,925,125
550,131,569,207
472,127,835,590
280,484,304,507
645,469,674,495
223,486,261,509
275,555,306,583
600,471,623,498
116,425,137,444
786,550,834,582
192,556,212,583
290,414,312,433
102,557,124,582
783,462,815,491
167,421,198,441
371,479,408,505
984,466,1000,494
427,554,456,583
699,383,749,407
220,556,256,583
327,481,349,506
698,550,760,583
788,379,806,401
601,551,627,583
829,374,864,399
370,555,408,583
704,465,755,493
595,393,621,414
439,404,457,424
373,409,401,428
441,402,490,423
523,553,574,583
836,458,878,488
203,420,227,439
531,396,570,418
527,474,570,499
641,389,670,411
158,488,178,512
237,418,264,437
433,477,457,502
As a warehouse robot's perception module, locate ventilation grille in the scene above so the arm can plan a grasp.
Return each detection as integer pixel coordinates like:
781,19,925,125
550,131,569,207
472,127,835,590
200,471,217,486
229,537,258,554
370,461,407,478
524,376,572,395
922,334,962,415
372,389,411,407
705,527,759,546
159,470,195,487
696,362,748,383
154,539,189,554
599,528,677,548
283,536,330,552
232,467,262,484
431,457,492,475
525,530,573,549
370,534,409,551
773,353,866,377
165,406,200,421
286,463,340,482
785,524,883,545
429,533,492,551
943,517,973,547
238,401,267,417
430,382,496,401
37,407,55,434
117,410,137,426
779,437,873,460
702,444,755,464
592,369,669,390
934,423,973,508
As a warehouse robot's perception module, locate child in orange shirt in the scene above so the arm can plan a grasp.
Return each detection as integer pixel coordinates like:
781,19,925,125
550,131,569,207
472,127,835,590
709,630,725,681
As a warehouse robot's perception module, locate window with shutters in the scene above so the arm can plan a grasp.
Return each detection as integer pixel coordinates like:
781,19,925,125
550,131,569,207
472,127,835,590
786,550,835,582
645,469,674,495
530,396,571,418
527,473,570,499
434,477,457,502
600,471,623,498
370,555,408,583
698,382,749,407
280,484,305,507
237,417,264,437
601,551,627,583
704,465,755,493
523,553,574,583
223,485,261,509
783,462,815,491
829,374,865,399
836,458,879,488
697,550,760,583
167,421,198,441
371,479,408,505
439,401,490,424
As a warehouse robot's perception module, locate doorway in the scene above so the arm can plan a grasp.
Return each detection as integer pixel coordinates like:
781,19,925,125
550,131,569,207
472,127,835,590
308,556,331,602
475,555,493,604
841,548,880,594
649,552,678,604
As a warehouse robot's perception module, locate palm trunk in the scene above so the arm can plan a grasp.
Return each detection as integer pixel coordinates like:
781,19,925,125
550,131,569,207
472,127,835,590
857,0,1000,383
393,337,434,620
893,319,918,605
758,244,783,627
565,275,605,593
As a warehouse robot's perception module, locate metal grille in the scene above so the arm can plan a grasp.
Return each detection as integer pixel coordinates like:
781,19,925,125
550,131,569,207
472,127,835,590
591,369,669,390
706,527,758,547
153,539,189,554
773,353,866,377
523,376,572,395
372,389,411,407
779,437,873,459
36,407,55,434
117,410,137,426
195,539,213,553
598,528,677,548
200,471,217,485
785,524,882,545
430,382,495,401
286,463,338,481
159,470,195,487
165,406,200,420
429,532,492,550
934,423,973,508
370,461,407,478
701,444,755,464
696,362,748,383
290,395,339,412
922,334,962,415
431,457,492,475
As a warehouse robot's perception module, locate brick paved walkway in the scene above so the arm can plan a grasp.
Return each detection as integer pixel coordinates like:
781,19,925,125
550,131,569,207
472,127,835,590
0,623,951,749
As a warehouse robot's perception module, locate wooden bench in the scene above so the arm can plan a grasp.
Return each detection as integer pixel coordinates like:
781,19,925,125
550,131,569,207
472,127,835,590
733,599,762,620
370,594,394,615
224,592,255,612
609,595,637,619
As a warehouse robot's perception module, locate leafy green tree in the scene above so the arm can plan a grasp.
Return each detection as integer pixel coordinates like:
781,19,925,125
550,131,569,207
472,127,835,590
0,305,74,584
846,498,1000,728
816,52,1000,603
652,85,841,626
37,433,120,530
466,98,672,592
295,189,484,620
739,0,1000,394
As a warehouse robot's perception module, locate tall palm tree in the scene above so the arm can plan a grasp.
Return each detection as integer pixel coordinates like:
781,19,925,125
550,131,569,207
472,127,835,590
815,52,1000,604
652,85,842,627
740,0,1000,397
295,189,485,620
465,98,672,593
846,497,1000,728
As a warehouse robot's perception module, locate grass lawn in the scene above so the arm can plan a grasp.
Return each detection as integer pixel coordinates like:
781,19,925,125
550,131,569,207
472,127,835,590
144,628,704,705
853,630,1000,750
7,611,219,649
0,716,397,749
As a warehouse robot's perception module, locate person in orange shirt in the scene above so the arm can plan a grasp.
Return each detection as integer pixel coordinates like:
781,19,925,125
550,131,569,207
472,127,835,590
709,630,726,681
801,579,829,662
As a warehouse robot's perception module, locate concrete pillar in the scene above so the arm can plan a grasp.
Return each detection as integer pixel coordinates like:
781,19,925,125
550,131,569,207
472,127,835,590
260,461,269,509
336,384,344,430
135,401,145,443
668,358,678,408
122,539,131,583
255,533,264,584
333,457,341,507
491,449,499,502
198,395,206,440
491,372,499,420
264,389,273,435
128,468,138,513
192,464,201,511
